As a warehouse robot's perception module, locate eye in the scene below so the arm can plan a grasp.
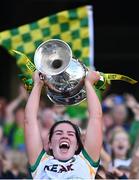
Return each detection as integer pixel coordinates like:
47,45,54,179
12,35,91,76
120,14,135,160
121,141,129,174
55,132,62,135
68,133,75,137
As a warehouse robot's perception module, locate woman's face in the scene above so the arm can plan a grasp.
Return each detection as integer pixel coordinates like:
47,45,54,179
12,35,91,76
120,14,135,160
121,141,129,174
49,123,78,161
112,105,127,125
112,131,130,158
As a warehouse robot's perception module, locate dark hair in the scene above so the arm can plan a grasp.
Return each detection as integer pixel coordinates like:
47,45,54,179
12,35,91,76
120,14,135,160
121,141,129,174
48,120,83,155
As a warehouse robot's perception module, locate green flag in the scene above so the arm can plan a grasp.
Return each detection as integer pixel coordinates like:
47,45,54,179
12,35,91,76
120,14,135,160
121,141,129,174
0,5,94,75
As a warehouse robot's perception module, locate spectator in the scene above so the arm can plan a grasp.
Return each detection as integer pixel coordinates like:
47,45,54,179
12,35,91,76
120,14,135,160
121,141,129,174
3,85,28,151
109,127,131,170
0,97,7,126
124,93,139,147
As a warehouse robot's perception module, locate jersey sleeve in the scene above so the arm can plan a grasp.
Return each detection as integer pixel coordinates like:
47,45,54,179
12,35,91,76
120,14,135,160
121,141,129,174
81,148,100,168
29,149,48,174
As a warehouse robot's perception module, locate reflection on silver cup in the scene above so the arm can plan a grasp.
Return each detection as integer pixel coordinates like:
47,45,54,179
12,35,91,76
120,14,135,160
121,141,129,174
34,39,97,105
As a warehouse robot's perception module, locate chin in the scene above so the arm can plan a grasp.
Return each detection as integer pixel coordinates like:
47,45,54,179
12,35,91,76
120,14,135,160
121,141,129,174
57,153,73,161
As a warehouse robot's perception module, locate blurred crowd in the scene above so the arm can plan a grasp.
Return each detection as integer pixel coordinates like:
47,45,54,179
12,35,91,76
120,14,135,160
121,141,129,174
0,84,139,179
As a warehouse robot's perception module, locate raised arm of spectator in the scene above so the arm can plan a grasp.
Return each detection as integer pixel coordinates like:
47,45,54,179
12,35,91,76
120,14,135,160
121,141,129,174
129,145,139,179
125,93,139,119
100,147,111,170
5,85,28,123
24,71,44,165
125,94,139,146
84,70,103,162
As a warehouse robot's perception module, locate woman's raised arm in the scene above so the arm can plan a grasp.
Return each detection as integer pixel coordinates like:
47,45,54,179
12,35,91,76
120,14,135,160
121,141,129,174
24,71,44,165
84,70,103,162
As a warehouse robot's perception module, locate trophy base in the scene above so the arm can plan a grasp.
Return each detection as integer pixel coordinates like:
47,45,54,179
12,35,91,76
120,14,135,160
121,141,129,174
47,89,86,105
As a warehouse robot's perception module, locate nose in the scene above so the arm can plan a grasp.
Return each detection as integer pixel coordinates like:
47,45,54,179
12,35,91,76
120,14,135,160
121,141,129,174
61,133,69,139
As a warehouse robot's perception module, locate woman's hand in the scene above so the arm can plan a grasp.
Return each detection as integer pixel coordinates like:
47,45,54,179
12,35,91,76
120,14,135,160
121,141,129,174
85,69,100,85
33,71,45,86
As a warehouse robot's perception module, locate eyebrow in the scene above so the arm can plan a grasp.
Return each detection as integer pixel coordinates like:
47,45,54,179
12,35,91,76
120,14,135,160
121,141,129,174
54,130,63,133
67,131,76,134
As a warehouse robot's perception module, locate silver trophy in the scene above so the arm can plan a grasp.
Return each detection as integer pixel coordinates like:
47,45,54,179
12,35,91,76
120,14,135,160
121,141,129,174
34,39,99,105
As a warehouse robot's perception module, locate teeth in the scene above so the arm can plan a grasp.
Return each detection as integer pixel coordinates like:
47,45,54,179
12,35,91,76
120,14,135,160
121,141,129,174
60,142,69,146
59,142,70,148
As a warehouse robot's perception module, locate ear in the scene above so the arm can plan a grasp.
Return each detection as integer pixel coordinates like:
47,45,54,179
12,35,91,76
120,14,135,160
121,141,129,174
48,141,52,150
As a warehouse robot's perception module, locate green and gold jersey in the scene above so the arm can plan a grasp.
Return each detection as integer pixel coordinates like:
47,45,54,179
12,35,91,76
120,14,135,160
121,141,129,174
30,149,99,179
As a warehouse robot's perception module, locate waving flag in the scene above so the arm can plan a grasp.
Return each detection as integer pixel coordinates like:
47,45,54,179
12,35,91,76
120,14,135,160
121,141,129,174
0,5,94,75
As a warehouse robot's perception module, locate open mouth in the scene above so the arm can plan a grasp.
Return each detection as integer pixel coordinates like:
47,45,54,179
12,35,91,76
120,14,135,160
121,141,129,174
59,142,70,150
117,145,124,150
